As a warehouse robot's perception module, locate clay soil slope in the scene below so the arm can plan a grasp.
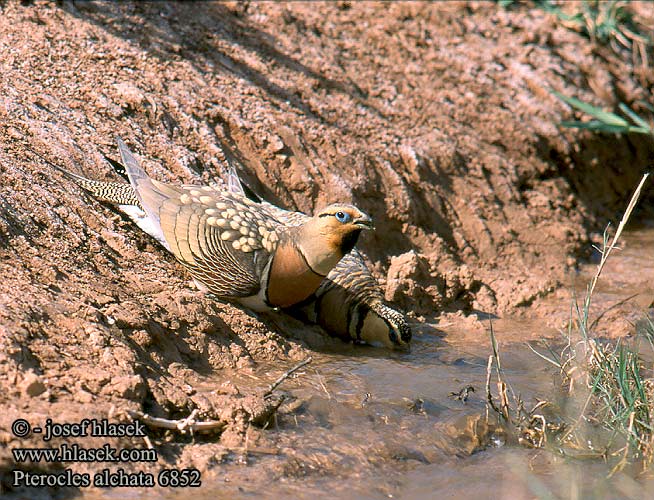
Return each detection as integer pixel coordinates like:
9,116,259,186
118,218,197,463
1,0,653,495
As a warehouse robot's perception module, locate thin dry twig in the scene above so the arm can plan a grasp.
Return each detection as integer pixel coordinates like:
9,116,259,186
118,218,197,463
315,369,332,400
587,173,649,299
125,409,226,433
485,355,501,416
125,409,154,449
264,356,313,397
177,409,199,432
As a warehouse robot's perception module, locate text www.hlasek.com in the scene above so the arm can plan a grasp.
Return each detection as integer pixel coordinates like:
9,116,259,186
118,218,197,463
13,444,157,463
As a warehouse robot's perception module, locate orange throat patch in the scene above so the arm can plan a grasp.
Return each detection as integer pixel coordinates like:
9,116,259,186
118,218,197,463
267,242,326,308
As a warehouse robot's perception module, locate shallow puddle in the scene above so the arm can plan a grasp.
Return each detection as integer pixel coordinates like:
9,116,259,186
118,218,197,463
96,226,654,499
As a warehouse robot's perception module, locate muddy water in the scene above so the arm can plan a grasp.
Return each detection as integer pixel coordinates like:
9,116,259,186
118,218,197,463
228,225,654,499
113,227,654,499
162,333,561,500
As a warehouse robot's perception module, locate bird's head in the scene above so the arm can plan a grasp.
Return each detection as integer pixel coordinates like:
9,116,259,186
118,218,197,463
296,204,373,276
361,303,412,350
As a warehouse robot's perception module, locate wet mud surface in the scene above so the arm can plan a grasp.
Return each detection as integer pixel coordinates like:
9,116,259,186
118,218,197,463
52,226,651,500
174,227,654,500
1,1,654,498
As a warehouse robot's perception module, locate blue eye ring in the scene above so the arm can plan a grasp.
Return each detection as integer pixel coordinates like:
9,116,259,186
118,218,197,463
335,211,350,223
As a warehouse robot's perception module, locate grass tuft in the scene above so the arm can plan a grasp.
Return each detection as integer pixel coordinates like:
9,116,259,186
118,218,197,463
499,1,652,70
486,173,653,474
551,90,653,137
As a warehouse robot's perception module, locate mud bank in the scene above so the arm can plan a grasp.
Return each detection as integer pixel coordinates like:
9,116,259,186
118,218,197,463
1,1,653,497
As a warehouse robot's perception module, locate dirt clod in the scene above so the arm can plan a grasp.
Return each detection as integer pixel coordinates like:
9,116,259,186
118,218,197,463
20,372,46,398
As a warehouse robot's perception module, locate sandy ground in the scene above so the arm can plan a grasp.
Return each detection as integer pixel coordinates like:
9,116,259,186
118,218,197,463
1,0,653,496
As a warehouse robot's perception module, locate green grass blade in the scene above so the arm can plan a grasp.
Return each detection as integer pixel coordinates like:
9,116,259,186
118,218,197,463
536,0,584,24
551,90,629,126
618,103,652,132
560,120,632,133
527,342,562,368
643,317,654,352
489,320,501,373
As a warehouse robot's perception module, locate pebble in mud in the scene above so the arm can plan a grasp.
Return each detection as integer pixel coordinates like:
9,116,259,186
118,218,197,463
21,372,47,397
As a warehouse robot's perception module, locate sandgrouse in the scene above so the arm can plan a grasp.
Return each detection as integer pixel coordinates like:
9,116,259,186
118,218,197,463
42,139,410,348
47,138,373,312
223,167,412,349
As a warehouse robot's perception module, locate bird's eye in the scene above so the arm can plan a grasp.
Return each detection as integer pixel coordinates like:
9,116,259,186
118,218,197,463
335,211,350,223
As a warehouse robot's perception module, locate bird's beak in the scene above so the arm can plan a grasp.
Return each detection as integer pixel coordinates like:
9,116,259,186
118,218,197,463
392,341,411,352
353,213,374,230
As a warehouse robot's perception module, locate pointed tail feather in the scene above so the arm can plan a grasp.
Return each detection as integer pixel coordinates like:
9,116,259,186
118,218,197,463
115,137,176,250
225,162,244,196
28,145,140,206
115,137,154,207
224,161,263,203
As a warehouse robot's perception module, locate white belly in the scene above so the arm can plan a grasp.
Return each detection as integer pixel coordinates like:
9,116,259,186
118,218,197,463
236,291,272,312
119,204,171,252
